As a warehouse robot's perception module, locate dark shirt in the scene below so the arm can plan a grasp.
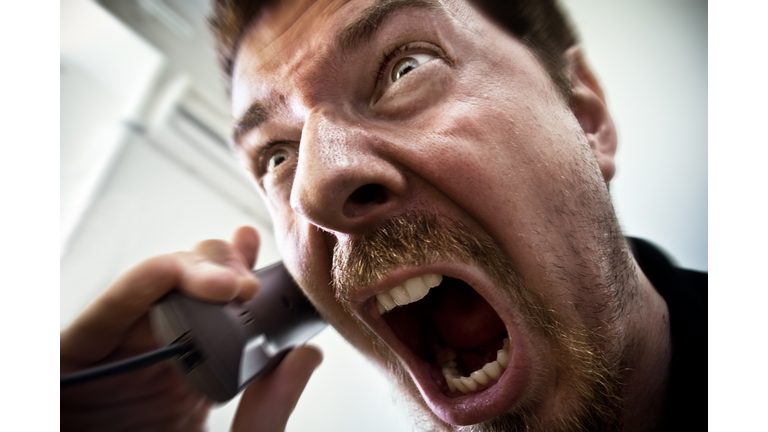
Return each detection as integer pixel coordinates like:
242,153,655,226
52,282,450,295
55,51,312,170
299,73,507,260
627,237,708,431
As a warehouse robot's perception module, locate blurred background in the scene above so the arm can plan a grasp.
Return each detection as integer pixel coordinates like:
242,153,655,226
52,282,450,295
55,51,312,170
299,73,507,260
60,0,707,430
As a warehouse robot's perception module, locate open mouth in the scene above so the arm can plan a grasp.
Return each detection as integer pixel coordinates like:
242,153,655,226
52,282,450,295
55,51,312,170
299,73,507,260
370,272,512,398
333,213,533,424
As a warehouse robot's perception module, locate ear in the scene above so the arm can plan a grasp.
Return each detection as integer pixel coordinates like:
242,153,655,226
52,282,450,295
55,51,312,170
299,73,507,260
565,46,617,183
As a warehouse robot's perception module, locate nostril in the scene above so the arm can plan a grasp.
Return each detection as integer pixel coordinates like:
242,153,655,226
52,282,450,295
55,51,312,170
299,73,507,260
344,184,390,219
348,184,388,206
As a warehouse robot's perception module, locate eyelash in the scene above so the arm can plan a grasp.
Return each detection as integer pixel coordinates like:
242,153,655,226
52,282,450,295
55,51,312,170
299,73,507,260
255,141,294,180
375,42,444,86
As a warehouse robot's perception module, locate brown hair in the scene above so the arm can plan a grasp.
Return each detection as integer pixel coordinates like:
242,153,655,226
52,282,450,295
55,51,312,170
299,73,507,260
209,0,578,100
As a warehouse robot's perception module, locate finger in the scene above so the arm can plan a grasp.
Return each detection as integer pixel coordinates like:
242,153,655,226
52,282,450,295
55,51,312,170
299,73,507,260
232,226,260,270
187,239,258,302
232,345,323,432
192,239,251,276
61,254,184,365
61,237,259,366
61,250,249,366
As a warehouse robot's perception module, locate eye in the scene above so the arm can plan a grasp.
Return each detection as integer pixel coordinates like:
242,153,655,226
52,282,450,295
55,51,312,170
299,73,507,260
390,53,436,82
267,148,294,173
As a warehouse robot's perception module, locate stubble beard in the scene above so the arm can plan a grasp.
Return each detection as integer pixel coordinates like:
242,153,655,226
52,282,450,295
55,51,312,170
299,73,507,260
331,210,628,432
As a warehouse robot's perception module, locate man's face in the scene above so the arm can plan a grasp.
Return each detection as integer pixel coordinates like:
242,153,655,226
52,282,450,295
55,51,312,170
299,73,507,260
231,0,626,429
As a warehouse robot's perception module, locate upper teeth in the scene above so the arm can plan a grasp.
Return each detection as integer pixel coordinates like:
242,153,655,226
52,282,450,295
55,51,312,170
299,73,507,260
376,273,442,314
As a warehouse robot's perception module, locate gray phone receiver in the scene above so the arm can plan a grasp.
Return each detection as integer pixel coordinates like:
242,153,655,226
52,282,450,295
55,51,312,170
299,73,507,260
149,261,327,402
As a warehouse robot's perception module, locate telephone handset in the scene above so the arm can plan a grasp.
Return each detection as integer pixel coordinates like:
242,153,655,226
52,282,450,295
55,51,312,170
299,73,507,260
150,261,327,402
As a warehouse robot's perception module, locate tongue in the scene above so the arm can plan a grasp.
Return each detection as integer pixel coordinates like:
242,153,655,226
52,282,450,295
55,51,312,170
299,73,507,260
431,277,507,349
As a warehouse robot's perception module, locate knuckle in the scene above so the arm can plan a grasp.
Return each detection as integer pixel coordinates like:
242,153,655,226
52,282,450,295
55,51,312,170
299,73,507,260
193,239,235,263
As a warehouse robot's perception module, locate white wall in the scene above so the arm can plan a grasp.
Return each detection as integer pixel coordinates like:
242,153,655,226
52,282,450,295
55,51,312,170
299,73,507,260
59,129,279,322
562,0,708,272
60,1,707,431
61,0,165,255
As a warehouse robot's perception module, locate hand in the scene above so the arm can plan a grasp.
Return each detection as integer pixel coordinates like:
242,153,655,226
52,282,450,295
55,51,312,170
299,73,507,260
60,226,322,431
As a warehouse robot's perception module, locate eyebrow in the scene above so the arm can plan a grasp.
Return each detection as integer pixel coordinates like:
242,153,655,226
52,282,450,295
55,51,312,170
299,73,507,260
232,0,442,144
233,101,268,144
336,0,441,53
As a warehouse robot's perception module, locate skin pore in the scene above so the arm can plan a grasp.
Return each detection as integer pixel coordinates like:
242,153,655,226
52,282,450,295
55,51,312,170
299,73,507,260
230,0,671,430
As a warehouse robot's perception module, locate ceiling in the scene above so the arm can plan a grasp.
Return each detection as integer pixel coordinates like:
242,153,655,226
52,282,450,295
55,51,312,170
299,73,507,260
98,0,230,126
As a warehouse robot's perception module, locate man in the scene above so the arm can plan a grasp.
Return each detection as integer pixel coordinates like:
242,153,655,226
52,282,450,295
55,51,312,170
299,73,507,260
60,0,706,431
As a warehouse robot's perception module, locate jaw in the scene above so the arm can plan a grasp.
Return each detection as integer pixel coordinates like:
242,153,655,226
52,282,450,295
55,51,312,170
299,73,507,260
348,261,536,426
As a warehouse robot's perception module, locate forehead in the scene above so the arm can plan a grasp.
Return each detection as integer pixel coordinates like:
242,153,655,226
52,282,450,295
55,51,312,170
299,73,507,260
230,0,447,120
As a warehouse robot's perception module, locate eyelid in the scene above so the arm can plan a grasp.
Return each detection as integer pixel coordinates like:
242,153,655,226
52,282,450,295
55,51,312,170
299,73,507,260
374,42,446,93
256,141,298,179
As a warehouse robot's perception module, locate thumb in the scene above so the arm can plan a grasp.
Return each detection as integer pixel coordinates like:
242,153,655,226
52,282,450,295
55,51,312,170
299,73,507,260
232,345,323,432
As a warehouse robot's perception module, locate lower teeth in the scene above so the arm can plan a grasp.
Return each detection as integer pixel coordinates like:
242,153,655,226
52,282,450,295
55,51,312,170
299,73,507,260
438,338,510,394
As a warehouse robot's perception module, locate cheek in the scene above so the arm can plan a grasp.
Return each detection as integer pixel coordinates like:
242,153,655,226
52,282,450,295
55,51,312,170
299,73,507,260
412,86,597,253
417,95,529,193
263,186,293,258
428,77,586,191
279,221,381,359
266,195,378,352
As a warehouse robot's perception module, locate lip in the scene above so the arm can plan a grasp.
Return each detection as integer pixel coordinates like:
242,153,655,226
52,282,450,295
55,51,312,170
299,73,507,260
348,262,532,426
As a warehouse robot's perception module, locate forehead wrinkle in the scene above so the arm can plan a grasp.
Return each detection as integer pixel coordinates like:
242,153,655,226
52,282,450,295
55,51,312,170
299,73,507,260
232,0,349,144
233,0,446,144
272,0,447,105
335,0,443,54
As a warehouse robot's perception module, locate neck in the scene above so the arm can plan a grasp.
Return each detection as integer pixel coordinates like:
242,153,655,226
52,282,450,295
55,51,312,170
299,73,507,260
620,260,672,432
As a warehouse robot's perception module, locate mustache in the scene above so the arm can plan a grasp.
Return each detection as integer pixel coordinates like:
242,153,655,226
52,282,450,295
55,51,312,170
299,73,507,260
330,212,555,333
331,212,511,301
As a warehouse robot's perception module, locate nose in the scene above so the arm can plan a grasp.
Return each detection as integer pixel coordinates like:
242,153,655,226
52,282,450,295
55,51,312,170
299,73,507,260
290,111,408,234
